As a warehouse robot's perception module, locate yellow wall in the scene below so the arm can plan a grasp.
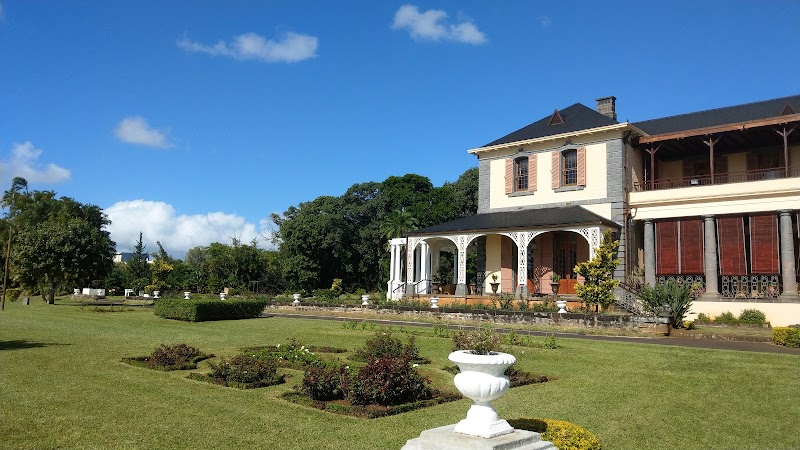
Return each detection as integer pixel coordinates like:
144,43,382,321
488,141,609,210
485,235,502,293
689,302,800,327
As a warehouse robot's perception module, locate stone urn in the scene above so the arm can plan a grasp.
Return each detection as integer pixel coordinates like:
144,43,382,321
219,292,227,300
550,282,560,296
361,294,370,306
556,299,567,313
183,291,191,300
292,293,301,306
490,283,500,295
73,288,80,296
430,297,439,309
153,290,160,299
448,350,516,438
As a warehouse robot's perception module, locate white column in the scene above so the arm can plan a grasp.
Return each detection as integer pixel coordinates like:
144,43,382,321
389,244,396,281
452,251,458,284
420,241,430,281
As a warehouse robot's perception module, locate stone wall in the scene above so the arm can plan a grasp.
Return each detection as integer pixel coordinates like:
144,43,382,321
266,303,667,331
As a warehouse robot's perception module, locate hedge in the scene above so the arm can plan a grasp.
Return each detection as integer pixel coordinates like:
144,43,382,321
771,327,800,348
154,298,268,322
4,288,23,302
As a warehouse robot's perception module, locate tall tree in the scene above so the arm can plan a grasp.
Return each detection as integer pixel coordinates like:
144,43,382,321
127,232,151,293
6,182,116,303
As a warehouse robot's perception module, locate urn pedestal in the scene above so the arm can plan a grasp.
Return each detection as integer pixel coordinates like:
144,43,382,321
448,350,515,439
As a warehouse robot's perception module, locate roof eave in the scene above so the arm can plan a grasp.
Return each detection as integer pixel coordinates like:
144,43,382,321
405,219,618,237
468,123,637,155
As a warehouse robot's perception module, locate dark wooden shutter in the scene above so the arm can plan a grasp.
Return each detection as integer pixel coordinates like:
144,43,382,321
551,152,560,189
682,160,694,178
717,217,747,275
749,214,779,274
656,221,679,275
528,154,537,192
505,158,513,194
577,147,586,186
679,219,704,274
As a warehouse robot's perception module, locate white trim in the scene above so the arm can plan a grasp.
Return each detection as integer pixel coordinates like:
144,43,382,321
468,123,645,155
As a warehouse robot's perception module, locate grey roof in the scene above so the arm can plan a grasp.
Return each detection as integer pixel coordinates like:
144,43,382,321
633,94,800,135
483,103,618,147
406,206,618,236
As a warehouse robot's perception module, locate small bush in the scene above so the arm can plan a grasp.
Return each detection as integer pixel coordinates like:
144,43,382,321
346,355,431,406
738,309,767,325
5,288,22,302
452,324,501,355
301,363,352,401
313,289,337,301
713,311,738,325
508,418,602,450
772,327,800,348
683,320,696,330
353,332,428,364
208,354,285,388
154,298,267,322
123,343,210,371
245,338,322,368
695,313,712,323
639,280,693,328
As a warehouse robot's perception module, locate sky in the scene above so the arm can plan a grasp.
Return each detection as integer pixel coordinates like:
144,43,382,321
1,1,799,256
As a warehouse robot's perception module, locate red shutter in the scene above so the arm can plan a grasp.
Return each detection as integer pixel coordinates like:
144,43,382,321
505,158,513,194
551,152,560,189
577,147,586,186
679,219,704,274
656,221,679,275
749,214,779,274
528,154,537,192
717,217,747,275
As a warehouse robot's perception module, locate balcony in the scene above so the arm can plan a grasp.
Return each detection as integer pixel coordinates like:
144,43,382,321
633,166,799,192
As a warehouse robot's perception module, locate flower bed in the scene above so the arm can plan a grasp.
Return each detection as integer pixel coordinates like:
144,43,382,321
122,343,212,371
188,354,286,389
280,390,461,419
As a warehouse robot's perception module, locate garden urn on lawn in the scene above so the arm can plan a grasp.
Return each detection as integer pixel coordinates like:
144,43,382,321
448,350,516,438
361,294,370,306
292,293,301,305
183,291,191,300
556,300,567,313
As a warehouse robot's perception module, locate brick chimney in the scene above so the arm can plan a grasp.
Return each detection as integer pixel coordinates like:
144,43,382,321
596,96,617,121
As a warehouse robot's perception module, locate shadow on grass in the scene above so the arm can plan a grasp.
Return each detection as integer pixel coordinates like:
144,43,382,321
0,339,70,351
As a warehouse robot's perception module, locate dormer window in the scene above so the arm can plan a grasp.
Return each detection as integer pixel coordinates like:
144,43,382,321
515,157,528,191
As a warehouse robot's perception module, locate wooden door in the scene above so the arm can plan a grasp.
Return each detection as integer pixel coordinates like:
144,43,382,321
556,238,578,294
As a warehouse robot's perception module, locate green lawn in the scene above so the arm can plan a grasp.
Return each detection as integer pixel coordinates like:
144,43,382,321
1,300,798,450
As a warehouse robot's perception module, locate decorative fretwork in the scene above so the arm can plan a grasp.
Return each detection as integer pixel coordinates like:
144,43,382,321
405,237,421,285
455,234,481,285
504,231,544,286
657,275,705,286
569,226,601,260
721,275,781,299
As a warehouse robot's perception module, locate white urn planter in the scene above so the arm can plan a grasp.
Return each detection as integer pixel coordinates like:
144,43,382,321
292,293,301,306
153,290,160,299
556,299,567,313
361,294,370,306
429,297,439,309
448,350,516,439
183,291,191,300
219,292,227,300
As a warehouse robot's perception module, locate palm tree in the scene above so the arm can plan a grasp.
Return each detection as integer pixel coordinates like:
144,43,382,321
380,209,419,242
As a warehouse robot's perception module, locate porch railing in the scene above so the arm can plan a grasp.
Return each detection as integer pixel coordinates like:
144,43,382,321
615,282,650,316
633,166,799,192
720,275,781,299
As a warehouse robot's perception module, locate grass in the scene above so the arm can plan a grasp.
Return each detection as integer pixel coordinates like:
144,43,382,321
1,299,799,450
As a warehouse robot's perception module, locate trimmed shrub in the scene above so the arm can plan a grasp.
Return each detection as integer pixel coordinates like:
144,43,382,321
207,354,285,388
154,298,267,322
772,327,800,348
508,418,602,450
122,343,211,371
346,355,431,406
738,309,767,325
313,289,337,301
713,311,738,325
353,332,428,364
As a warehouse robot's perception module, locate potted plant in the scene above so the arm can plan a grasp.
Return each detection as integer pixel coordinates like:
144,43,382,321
490,273,500,295
550,273,561,296
449,326,515,438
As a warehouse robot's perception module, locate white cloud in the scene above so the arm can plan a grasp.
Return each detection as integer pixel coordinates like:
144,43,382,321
392,4,487,44
114,116,173,148
177,31,318,63
538,16,552,28
104,200,274,257
0,142,71,184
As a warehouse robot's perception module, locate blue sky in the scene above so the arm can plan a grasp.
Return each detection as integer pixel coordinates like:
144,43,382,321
1,1,798,255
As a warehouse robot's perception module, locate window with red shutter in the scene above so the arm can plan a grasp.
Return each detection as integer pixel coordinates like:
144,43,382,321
717,217,747,275
679,219,704,274
656,221,679,275
749,214,780,274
